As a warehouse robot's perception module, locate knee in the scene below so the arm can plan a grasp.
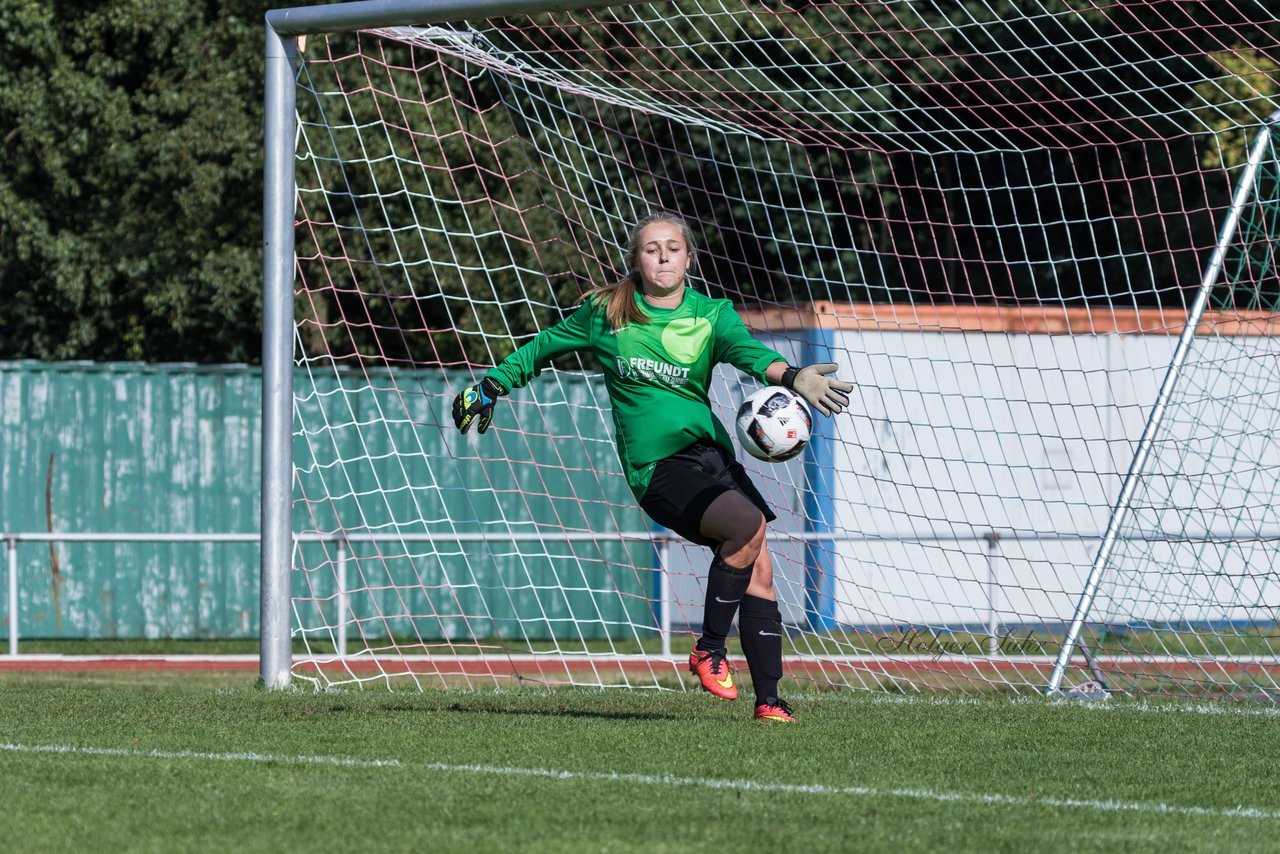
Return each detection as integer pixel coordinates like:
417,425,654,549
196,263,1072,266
722,514,766,567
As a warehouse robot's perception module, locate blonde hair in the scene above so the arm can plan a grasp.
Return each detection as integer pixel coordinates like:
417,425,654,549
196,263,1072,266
579,212,697,330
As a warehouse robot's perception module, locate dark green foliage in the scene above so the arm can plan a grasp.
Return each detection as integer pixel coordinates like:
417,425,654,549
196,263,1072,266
0,0,270,361
1,2,1276,364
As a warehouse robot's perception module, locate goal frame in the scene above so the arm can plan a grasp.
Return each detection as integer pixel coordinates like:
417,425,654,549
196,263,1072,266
261,0,635,689
261,2,1280,695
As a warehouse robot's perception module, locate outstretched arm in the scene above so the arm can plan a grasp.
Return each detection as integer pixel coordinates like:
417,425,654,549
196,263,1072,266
711,306,853,417
452,301,594,434
767,360,853,417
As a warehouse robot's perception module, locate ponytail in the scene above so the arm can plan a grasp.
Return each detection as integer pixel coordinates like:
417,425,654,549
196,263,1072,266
579,270,649,330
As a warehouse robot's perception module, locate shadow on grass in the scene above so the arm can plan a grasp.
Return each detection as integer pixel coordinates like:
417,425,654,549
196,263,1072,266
340,699,683,722
452,702,680,722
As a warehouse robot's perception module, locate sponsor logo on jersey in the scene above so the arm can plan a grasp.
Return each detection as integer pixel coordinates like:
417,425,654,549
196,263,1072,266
616,356,692,386
611,312,711,387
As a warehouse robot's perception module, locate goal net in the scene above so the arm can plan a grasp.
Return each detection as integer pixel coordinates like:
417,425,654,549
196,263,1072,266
280,1,1280,698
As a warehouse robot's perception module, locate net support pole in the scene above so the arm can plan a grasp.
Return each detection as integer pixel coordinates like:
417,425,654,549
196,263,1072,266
1045,111,1280,695
260,23,298,690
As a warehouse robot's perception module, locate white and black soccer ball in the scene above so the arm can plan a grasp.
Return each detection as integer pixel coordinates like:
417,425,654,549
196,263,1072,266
735,387,812,463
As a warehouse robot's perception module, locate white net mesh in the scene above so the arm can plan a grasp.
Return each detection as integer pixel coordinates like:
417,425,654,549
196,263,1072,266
285,1,1280,697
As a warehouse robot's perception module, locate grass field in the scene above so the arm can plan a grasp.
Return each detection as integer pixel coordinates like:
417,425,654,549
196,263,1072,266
2,671,1279,852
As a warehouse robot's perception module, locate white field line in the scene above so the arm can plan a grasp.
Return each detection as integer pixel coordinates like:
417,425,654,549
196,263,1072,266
3,741,1277,821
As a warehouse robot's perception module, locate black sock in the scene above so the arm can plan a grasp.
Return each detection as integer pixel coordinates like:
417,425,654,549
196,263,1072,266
696,554,752,652
738,594,784,704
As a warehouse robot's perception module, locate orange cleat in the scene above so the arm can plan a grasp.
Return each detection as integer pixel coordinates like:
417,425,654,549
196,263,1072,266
688,647,738,700
753,698,797,723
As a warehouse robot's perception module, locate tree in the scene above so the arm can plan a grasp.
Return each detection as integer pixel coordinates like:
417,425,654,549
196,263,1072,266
0,0,270,362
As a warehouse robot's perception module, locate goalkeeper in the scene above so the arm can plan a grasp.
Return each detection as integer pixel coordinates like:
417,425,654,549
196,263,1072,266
452,212,852,723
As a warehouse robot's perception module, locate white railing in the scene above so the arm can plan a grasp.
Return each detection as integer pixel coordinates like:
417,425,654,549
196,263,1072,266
2,529,1061,660
1,531,668,657
7,530,1268,667
3,532,259,657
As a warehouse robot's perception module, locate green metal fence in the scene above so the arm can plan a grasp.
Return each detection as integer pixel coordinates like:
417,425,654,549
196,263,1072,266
1,362,650,641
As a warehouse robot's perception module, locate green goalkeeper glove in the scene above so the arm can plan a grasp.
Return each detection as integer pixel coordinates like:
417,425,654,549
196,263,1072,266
781,363,853,417
452,377,505,434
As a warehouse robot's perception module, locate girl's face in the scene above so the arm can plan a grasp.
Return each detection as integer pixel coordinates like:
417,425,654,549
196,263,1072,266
635,221,690,292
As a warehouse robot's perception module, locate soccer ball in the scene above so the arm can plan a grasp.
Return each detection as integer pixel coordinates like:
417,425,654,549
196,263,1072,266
735,387,812,463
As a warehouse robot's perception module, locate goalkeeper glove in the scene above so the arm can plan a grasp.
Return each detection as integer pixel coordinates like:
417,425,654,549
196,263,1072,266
781,363,853,417
452,377,505,434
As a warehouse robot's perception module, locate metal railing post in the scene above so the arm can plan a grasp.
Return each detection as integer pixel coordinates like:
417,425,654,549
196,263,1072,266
985,532,1000,656
658,538,672,659
7,537,17,656
336,540,349,658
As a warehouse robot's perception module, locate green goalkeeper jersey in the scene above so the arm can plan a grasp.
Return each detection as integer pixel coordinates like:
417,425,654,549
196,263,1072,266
485,288,785,500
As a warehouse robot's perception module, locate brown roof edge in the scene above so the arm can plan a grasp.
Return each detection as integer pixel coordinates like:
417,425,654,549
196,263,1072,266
737,302,1280,336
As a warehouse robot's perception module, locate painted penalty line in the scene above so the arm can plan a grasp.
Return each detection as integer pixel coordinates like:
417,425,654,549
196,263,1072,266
2,741,1276,821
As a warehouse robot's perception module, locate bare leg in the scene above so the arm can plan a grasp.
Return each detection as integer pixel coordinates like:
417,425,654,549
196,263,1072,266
699,490,766,568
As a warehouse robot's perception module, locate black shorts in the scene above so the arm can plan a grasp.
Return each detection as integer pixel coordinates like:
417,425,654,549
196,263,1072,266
639,440,776,548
